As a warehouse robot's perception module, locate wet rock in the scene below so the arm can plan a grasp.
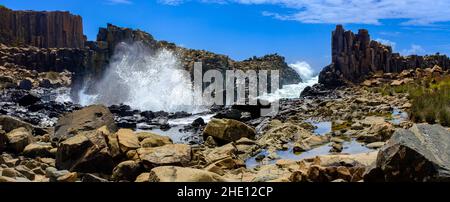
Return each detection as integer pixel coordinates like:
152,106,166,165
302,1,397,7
18,79,33,90
364,124,450,182
203,118,256,144
138,144,191,167
53,105,117,141
23,142,53,157
55,130,114,173
5,127,34,153
191,117,205,127
148,166,228,182
300,84,330,98
17,92,41,107
111,160,143,181
117,129,140,153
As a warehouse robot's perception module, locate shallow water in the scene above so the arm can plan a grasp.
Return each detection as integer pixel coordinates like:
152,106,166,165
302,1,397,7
390,107,408,125
306,119,332,135
245,139,373,168
137,113,215,144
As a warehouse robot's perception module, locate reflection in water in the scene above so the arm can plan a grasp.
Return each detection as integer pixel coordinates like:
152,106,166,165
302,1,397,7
136,113,214,144
390,108,408,125
246,140,373,168
306,119,332,135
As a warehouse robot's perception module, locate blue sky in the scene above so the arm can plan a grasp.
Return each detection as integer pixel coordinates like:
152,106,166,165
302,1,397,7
2,0,450,72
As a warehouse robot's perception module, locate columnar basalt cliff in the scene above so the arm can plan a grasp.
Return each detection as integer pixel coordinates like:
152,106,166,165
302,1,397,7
319,25,450,87
0,7,85,48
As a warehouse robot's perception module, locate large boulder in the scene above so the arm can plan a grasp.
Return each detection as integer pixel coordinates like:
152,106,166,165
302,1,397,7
55,130,114,173
364,124,450,182
137,132,172,148
148,166,228,182
203,118,256,144
137,144,191,167
111,160,144,182
5,127,34,153
23,142,53,157
0,115,46,136
53,105,117,141
116,129,140,153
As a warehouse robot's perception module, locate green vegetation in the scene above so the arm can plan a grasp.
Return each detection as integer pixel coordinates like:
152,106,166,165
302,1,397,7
371,75,450,126
0,5,6,9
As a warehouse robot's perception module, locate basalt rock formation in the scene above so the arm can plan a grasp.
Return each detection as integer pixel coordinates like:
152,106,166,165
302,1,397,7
0,7,301,95
0,7,85,49
319,25,450,87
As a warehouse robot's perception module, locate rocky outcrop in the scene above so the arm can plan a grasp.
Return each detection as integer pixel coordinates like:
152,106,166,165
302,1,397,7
234,54,302,85
0,7,85,48
55,129,115,173
203,118,256,144
319,25,450,87
53,105,117,142
364,124,450,182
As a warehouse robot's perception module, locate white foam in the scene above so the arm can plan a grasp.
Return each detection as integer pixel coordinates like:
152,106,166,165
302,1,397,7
78,42,204,113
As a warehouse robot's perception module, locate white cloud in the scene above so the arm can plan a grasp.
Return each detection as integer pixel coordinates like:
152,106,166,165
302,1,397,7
289,61,315,80
375,38,397,51
106,0,132,5
401,44,425,55
158,0,450,25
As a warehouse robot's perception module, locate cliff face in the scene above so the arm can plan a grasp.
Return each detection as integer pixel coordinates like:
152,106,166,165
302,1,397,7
0,7,85,48
0,7,301,93
319,25,450,87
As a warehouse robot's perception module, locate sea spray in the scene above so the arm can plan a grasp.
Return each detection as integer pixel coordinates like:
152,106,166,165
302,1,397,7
258,61,318,102
78,42,201,113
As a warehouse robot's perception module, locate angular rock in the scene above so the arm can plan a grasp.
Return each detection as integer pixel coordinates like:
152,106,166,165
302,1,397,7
138,144,191,167
138,132,172,148
5,127,34,153
148,166,228,182
111,160,143,181
55,130,114,173
18,79,33,90
203,118,256,144
117,129,140,153
364,124,450,182
0,115,46,135
23,142,53,157
53,105,117,141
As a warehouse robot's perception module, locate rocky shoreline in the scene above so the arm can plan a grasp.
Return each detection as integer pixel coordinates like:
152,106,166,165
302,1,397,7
1,7,450,182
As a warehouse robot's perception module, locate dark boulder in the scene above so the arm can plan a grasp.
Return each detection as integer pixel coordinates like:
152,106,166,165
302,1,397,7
364,124,450,182
17,93,41,106
18,79,33,90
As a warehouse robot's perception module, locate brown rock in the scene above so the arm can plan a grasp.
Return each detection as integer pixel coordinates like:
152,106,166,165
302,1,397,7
53,105,117,141
5,127,34,153
117,129,140,153
148,166,228,182
203,118,256,144
138,144,191,167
